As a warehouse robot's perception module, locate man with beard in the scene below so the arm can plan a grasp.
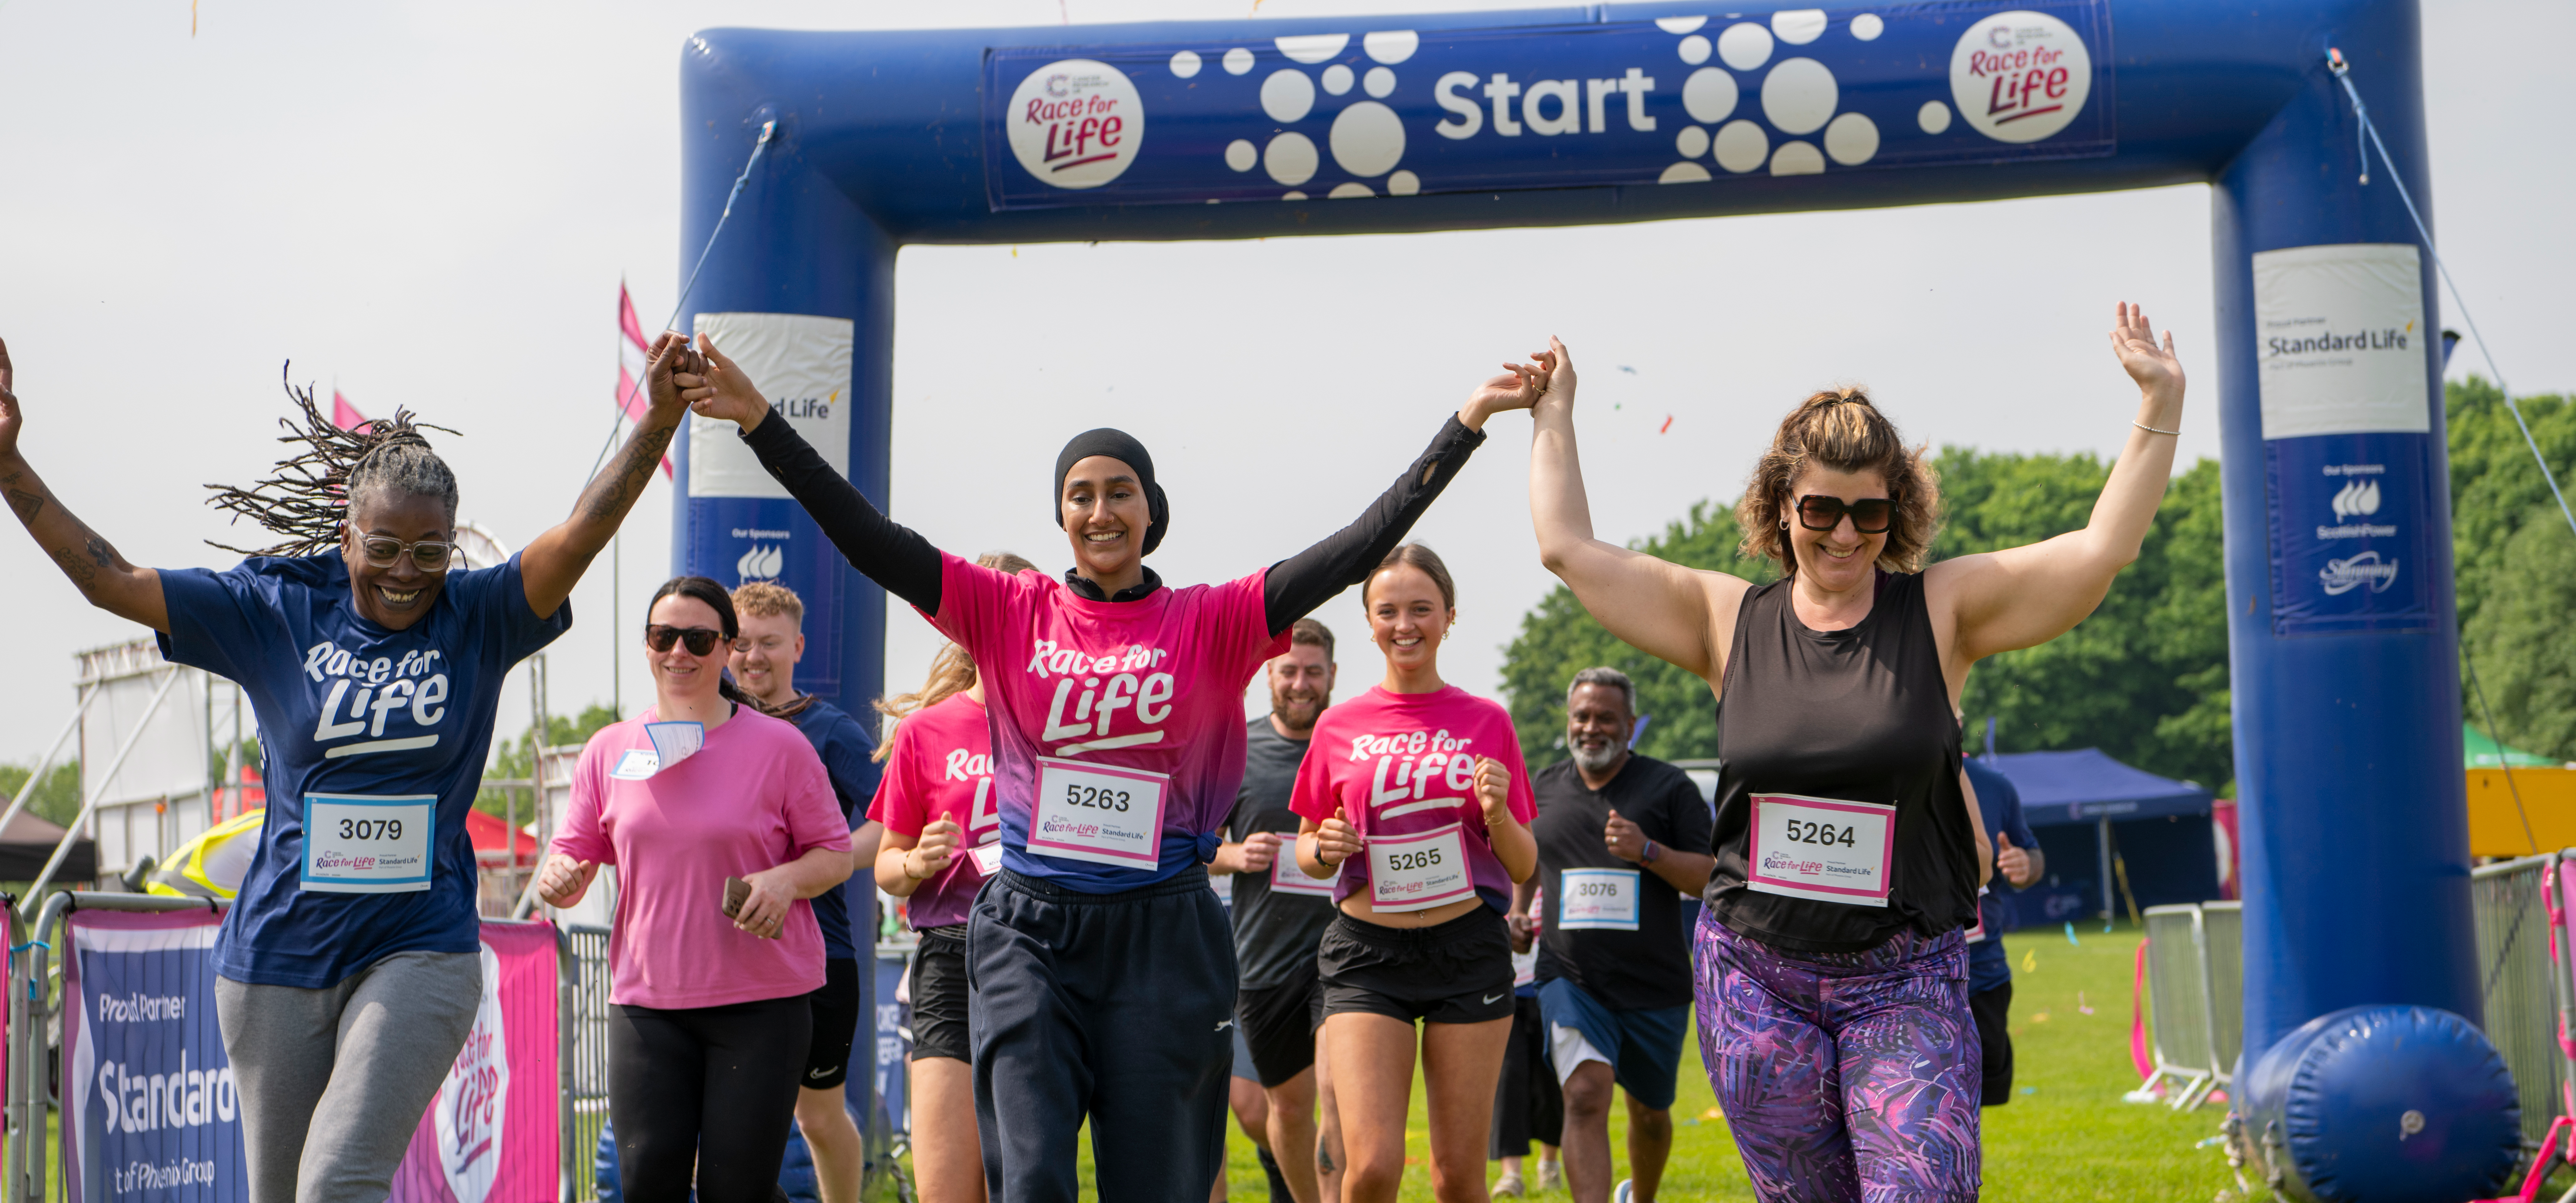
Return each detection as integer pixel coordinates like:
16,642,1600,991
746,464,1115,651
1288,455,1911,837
1213,619,1343,1203
1514,668,1713,1203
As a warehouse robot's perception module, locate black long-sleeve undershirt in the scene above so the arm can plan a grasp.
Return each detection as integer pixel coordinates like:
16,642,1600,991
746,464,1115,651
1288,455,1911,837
739,412,1487,635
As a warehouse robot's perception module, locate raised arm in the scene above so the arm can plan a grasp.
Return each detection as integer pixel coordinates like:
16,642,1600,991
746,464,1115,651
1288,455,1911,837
516,333,703,618
1526,337,1750,683
690,334,945,614
1928,304,2186,674
0,337,168,631
1258,382,1511,632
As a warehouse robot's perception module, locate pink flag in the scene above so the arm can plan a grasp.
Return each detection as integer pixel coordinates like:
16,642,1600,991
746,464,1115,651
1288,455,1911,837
331,391,368,432
617,282,673,479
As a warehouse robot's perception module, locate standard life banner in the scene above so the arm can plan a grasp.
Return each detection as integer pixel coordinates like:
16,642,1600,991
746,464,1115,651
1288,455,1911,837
64,910,559,1203
984,0,2111,209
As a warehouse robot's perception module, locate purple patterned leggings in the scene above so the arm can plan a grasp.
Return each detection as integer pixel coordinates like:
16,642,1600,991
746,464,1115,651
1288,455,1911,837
1693,909,1982,1202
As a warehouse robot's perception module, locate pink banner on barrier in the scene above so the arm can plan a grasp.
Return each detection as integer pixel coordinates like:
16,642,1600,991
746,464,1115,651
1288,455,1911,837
389,920,559,1203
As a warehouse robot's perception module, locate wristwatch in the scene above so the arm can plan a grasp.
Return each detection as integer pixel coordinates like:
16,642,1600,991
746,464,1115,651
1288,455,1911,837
1641,839,1661,864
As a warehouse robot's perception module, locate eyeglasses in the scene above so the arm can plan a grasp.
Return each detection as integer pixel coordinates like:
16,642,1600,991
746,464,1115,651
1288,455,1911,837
356,536,458,571
1793,495,1896,534
645,625,727,655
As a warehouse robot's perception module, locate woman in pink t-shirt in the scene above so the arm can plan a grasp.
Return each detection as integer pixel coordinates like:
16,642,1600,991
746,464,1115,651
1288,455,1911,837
1291,544,1538,1203
538,576,855,1203
689,334,1538,1201
869,551,1031,1203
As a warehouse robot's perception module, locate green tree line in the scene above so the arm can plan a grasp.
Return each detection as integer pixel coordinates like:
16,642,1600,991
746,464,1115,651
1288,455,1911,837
1501,378,2576,790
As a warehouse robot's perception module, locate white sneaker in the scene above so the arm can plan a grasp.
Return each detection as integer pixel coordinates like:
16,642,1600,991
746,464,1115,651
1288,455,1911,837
1536,1160,1563,1192
1613,1179,1634,1203
1493,1171,1526,1197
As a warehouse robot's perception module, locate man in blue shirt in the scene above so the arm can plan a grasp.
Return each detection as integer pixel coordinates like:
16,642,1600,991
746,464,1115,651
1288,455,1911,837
734,582,884,1203
1962,757,2045,1107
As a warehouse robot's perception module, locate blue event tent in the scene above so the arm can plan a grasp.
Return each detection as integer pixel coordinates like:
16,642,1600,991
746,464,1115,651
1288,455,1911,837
1981,749,2217,929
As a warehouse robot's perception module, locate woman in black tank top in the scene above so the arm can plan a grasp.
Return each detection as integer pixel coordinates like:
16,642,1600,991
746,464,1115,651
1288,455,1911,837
1497,307,2188,1202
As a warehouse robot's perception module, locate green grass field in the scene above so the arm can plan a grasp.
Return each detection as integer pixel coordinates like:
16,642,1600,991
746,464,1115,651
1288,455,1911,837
1126,922,2250,1202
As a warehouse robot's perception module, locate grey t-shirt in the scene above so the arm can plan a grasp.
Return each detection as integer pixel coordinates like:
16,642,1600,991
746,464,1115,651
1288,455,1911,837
1224,716,1337,990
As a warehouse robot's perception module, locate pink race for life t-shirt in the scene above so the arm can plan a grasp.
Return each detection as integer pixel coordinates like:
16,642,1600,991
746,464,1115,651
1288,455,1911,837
928,553,1289,891
553,706,853,1009
1289,685,1537,914
866,692,1001,930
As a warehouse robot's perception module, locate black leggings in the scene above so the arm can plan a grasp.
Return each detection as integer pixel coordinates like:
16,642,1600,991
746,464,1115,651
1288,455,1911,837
609,995,813,1203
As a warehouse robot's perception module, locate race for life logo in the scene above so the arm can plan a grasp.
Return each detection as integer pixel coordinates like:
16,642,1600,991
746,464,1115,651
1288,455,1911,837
1007,59,1145,188
432,946,510,1202
1949,10,2092,144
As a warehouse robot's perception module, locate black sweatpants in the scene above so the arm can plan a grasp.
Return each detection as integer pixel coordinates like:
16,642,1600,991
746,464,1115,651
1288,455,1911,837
609,994,813,1203
970,866,1237,1203
1490,991,1565,1159
1969,981,2015,1106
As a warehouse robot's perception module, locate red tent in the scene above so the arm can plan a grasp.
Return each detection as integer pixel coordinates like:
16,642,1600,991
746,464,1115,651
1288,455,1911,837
466,807,540,868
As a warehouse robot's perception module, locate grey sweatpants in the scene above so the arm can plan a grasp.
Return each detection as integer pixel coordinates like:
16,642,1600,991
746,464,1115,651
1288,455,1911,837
216,950,482,1203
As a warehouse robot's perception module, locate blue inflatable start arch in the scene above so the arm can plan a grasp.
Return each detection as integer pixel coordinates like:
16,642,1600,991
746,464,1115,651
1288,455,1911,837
668,1,2482,1185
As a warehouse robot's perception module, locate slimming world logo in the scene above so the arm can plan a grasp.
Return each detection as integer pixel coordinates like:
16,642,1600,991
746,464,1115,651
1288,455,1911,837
2319,550,2400,596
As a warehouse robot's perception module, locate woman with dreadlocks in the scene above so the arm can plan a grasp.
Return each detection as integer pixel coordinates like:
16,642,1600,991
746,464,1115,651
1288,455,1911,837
0,333,708,1202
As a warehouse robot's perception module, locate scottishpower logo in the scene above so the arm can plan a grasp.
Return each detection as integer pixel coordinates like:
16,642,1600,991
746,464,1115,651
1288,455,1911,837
737,544,785,581
2330,478,2380,520
2316,464,2396,540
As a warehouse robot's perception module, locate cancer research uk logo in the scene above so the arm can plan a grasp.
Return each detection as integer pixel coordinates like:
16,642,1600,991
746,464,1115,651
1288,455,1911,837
1007,60,1145,189
1949,10,2092,144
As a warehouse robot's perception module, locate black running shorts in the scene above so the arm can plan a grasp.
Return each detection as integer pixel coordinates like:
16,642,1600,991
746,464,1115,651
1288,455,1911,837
1237,954,1325,1087
802,957,864,1090
910,924,972,1064
1317,908,1515,1026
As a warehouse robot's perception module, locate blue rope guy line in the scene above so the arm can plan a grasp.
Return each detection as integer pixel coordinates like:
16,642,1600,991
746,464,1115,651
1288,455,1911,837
588,118,781,480
2327,49,2576,545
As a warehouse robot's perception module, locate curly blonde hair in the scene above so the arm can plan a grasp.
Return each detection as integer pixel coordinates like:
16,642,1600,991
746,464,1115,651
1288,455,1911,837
1735,387,1939,576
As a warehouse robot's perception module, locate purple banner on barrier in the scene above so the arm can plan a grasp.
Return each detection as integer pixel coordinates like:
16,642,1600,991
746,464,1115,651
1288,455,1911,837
389,920,560,1203
62,908,245,1203
62,911,558,1203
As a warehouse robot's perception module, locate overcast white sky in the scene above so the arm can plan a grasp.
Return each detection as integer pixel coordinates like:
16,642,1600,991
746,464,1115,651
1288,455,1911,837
2,0,2567,767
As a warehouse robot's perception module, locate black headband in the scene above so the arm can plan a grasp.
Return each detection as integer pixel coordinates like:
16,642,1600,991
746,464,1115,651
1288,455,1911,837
1053,428,1168,555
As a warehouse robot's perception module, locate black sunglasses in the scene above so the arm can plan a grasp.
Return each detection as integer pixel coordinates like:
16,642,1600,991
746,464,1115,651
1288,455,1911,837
644,624,727,656
1794,494,1896,534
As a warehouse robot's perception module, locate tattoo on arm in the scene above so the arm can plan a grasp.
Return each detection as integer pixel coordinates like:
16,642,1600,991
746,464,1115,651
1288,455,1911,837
6,488,41,522
581,424,676,522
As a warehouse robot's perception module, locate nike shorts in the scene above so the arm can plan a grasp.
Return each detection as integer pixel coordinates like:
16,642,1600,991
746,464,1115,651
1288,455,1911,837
802,956,863,1090
1237,955,1326,1087
1317,908,1515,1027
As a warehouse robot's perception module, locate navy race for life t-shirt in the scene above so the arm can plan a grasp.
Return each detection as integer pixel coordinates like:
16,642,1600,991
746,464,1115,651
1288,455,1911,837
1964,757,2039,996
158,551,570,988
787,696,880,960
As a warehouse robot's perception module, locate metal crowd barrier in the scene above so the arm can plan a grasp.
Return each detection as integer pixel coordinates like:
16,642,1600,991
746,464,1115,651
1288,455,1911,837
2473,853,2570,1149
2201,901,2244,1092
567,923,613,1201
2142,903,2224,1110
3,891,583,1202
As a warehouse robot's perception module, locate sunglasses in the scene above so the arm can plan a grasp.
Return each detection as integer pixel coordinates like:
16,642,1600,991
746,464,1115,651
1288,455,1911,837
645,625,728,656
356,536,457,572
1793,495,1896,534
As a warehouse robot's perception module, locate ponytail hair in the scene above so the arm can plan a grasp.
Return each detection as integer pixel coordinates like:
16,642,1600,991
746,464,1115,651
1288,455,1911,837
645,575,773,716
205,368,460,558
874,551,1038,760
